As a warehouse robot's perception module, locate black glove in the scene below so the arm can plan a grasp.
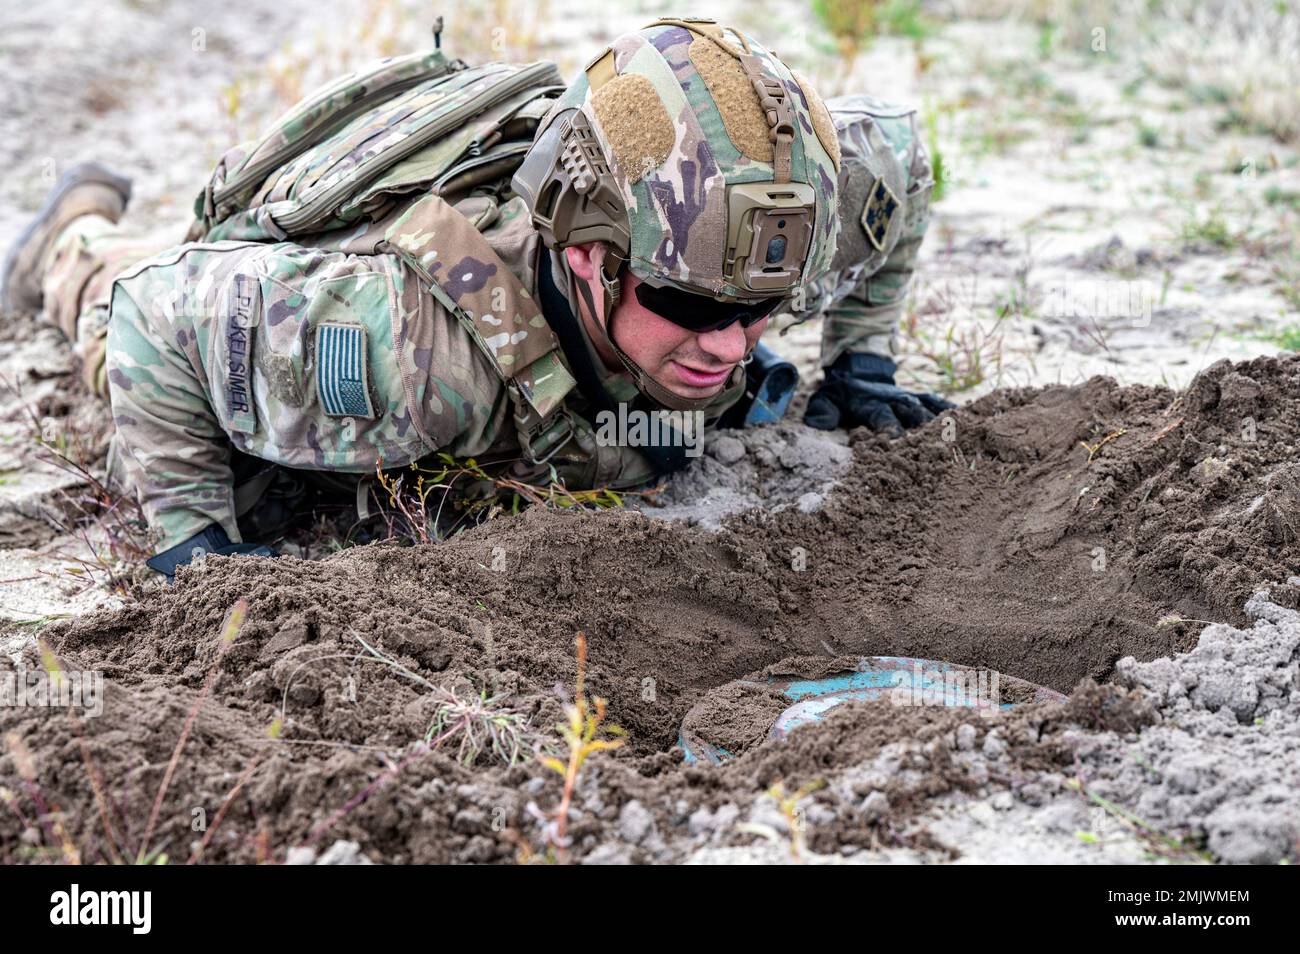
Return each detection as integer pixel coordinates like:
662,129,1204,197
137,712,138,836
805,352,955,437
145,523,277,582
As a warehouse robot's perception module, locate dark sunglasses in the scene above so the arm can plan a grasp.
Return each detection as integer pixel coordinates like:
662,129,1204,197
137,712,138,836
633,280,781,333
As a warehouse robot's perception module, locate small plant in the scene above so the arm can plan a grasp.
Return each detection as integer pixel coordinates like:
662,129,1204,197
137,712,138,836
1269,260,1300,312
811,0,928,53
218,78,244,139
425,686,537,766
3,730,79,864
1177,207,1235,249
1035,20,1056,61
38,639,134,865
1,375,152,598
370,453,657,545
1080,428,1127,463
348,629,539,766
811,0,883,62
880,0,931,39
1263,185,1300,211
372,458,441,544
290,631,539,855
530,633,625,859
5,642,143,865
1265,325,1300,351
923,101,948,203
279,630,542,766
736,780,825,861
187,717,281,865
900,287,1009,395
1066,776,1210,863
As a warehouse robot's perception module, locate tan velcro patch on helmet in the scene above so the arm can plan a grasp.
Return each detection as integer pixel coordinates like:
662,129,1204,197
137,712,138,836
590,74,675,182
794,71,840,172
688,36,772,163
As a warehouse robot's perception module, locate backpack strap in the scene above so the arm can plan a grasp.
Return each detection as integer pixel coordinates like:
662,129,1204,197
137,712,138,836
378,192,577,463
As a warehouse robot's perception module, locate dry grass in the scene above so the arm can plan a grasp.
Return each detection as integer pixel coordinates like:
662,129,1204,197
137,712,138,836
945,0,1300,145
367,454,658,547
1,375,152,600
899,267,1020,395
1141,1,1300,145
218,0,562,141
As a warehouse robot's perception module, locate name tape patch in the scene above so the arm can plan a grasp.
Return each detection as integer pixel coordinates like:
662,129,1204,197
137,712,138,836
225,273,259,434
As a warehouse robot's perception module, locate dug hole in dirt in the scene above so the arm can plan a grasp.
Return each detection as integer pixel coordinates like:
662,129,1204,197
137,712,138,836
3,355,1299,864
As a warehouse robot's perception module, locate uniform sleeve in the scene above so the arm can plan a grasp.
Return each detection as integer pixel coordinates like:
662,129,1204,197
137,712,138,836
105,265,241,551
103,240,502,555
820,115,933,367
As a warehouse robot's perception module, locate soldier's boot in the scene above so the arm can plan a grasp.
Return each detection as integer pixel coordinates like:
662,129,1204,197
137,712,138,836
1,162,133,316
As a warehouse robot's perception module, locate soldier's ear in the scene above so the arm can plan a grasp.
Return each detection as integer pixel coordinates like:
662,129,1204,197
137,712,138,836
564,242,600,282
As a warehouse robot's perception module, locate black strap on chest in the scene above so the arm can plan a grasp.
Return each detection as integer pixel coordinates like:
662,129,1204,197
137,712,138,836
535,252,691,475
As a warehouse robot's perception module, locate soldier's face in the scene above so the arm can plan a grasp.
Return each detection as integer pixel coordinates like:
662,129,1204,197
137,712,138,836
566,243,768,400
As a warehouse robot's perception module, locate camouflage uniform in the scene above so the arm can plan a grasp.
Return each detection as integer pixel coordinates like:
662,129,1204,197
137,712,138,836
801,94,933,367
44,194,710,551
37,37,927,554
41,213,159,397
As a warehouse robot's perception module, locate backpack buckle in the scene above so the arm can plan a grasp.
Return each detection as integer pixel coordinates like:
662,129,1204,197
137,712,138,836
514,401,576,465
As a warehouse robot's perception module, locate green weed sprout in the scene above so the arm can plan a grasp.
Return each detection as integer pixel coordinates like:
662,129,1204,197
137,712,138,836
737,779,825,862
535,633,625,856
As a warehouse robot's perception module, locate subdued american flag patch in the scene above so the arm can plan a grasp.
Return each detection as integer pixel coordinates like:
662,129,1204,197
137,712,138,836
315,322,375,419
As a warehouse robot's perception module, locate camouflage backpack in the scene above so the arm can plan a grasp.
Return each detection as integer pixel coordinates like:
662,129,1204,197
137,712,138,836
187,38,580,463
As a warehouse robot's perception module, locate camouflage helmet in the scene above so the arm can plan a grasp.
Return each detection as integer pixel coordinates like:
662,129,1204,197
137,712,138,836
513,17,841,409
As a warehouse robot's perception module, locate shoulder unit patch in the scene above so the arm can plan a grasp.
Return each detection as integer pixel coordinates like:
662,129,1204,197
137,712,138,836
861,175,901,253
315,322,376,419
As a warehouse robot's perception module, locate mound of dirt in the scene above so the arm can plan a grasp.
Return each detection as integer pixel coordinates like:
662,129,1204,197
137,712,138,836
4,354,1299,863
1096,582,1300,864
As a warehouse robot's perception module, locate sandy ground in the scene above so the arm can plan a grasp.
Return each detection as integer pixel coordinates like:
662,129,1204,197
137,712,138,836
1,1,1298,864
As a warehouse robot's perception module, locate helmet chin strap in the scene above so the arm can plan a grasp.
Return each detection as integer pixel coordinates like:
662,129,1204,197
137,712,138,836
571,255,731,414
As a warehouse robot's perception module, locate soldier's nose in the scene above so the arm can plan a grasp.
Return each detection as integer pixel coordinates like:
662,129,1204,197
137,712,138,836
695,320,749,365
